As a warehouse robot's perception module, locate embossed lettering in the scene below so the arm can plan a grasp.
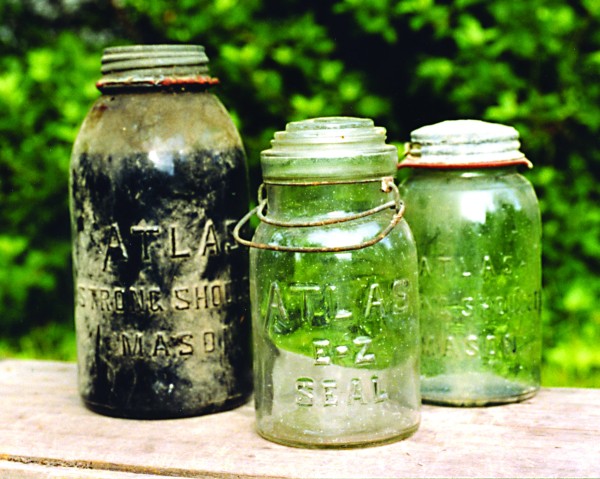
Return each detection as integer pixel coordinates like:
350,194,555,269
392,279,410,314
153,333,170,356
502,255,513,275
222,219,239,253
173,287,192,310
195,285,209,309
149,289,164,312
101,218,235,271
335,345,349,357
114,287,125,311
129,288,145,311
465,334,479,356
293,375,389,407
265,282,292,334
311,336,376,366
422,331,522,360
116,330,218,358
461,296,474,317
78,281,233,313
130,224,160,261
322,379,338,406
364,283,385,318
421,288,541,324
325,284,352,321
437,256,452,276
121,332,144,357
200,219,221,256
502,333,517,354
170,225,191,258
481,254,495,277
203,331,216,353
348,378,366,405
420,253,523,279
444,335,463,359
211,284,223,307
313,339,331,366
264,279,412,336
353,336,375,365
103,223,128,270
295,377,314,407
419,256,432,277
371,375,388,403
90,287,112,311
175,333,194,356
290,284,321,325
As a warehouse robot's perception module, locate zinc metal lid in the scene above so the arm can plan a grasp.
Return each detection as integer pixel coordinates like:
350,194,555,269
97,44,218,90
400,119,532,169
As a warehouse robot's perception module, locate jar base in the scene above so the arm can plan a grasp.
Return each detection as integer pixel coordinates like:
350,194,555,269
421,372,539,407
81,392,251,419
256,420,420,449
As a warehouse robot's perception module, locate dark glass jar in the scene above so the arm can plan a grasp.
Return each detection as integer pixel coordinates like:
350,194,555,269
400,119,542,406
236,117,421,447
69,45,252,418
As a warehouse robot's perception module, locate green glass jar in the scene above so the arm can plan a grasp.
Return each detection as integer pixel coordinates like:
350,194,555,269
400,120,542,406
235,117,420,448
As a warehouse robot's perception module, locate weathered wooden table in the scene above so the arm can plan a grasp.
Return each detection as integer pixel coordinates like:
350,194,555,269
0,360,598,479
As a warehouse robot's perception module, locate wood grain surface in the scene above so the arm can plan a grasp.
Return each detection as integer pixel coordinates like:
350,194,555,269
0,360,598,478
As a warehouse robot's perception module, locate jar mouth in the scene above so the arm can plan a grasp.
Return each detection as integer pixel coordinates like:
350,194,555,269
400,119,531,169
97,44,218,90
269,117,390,151
261,117,398,181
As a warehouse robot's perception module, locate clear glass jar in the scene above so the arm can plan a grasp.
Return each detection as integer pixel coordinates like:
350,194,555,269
236,117,420,448
399,119,542,406
69,45,252,418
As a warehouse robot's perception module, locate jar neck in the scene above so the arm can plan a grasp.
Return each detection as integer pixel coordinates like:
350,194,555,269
264,180,394,223
96,44,218,92
409,165,520,178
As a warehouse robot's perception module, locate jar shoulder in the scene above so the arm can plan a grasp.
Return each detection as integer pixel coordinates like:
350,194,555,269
72,91,243,155
251,217,417,256
401,170,536,192
400,171,539,209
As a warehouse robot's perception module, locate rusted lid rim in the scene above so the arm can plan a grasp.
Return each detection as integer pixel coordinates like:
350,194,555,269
96,75,219,90
399,154,533,169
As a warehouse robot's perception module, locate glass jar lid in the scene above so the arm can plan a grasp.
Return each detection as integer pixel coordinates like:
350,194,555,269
261,117,398,182
97,44,218,90
400,119,532,169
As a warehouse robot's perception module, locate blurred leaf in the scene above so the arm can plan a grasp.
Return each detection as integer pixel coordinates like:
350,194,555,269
0,0,598,390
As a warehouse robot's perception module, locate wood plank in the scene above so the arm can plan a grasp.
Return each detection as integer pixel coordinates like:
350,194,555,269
0,359,598,479
0,461,174,479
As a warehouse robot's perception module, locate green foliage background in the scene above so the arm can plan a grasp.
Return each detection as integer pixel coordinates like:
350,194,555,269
1,0,598,387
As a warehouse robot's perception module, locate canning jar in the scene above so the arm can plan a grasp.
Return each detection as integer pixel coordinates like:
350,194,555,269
399,119,542,406
235,117,420,447
69,44,252,418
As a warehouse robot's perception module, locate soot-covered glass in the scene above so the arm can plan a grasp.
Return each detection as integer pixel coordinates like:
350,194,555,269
70,45,251,418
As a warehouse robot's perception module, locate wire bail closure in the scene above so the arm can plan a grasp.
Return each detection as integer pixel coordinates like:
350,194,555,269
233,177,405,253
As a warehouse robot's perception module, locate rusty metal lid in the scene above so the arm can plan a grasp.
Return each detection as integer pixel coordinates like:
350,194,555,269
261,117,398,181
399,119,532,169
97,44,218,90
